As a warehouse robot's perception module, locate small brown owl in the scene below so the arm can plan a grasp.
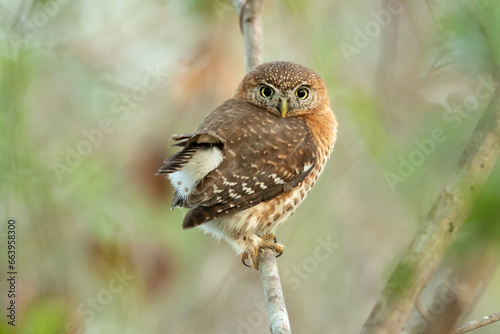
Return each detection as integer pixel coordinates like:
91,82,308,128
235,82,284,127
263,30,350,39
157,61,337,269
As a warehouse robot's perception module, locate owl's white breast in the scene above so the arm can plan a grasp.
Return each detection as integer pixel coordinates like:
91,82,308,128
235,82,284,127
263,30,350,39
168,147,223,198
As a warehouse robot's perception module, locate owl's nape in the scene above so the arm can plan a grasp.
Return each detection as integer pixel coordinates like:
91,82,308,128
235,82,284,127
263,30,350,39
157,61,337,270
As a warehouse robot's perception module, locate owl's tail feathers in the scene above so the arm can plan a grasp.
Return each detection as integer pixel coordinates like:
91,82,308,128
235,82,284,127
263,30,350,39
171,133,194,147
171,131,224,147
155,131,225,175
155,146,199,175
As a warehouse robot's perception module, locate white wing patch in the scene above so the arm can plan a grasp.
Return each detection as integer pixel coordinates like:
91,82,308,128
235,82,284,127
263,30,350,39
168,147,223,199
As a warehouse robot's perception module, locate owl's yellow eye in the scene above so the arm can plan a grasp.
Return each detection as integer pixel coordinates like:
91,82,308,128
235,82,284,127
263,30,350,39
260,85,274,98
296,87,309,99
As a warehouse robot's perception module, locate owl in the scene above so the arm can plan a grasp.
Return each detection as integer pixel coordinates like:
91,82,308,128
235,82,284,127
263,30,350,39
157,61,337,269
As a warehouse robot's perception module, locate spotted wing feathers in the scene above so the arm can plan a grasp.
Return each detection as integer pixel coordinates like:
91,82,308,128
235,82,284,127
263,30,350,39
158,99,318,230
182,162,315,229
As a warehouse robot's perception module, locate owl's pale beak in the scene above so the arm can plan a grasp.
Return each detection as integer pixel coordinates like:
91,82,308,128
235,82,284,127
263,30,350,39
278,99,288,118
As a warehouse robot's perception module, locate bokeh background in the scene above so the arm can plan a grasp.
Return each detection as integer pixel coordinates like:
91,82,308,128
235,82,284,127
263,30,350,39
1,0,500,333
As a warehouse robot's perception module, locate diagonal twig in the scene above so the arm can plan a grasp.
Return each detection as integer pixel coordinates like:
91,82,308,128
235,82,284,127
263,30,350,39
360,14,500,334
361,69,500,334
453,312,500,334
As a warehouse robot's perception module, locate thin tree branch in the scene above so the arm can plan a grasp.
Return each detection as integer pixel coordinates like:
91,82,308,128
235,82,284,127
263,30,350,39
232,0,263,72
231,1,291,333
259,249,292,334
361,72,500,334
361,6,500,333
453,312,500,334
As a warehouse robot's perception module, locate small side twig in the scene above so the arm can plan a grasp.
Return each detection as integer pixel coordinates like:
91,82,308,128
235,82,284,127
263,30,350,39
231,1,291,333
453,312,500,334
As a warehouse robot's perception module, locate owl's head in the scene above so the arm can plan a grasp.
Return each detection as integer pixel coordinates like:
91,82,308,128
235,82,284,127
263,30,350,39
234,61,329,118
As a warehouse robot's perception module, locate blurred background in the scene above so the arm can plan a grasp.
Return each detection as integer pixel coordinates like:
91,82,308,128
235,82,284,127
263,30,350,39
1,0,500,333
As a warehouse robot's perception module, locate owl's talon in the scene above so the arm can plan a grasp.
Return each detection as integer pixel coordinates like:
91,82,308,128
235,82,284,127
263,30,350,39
241,248,259,269
250,248,259,269
242,259,252,267
269,234,283,257
259,233,284,259
241,253,252,267
261,233,276,242
241,235,284,269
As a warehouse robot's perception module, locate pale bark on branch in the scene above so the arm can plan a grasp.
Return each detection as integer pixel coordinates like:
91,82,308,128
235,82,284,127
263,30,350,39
361,8,500,333
259,249,292,334
231,1,292,333
361,73,500,334
232,0,263,72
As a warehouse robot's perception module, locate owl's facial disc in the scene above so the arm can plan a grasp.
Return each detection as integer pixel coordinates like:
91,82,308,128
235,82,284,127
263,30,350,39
253,82,315,118
275,85,311,118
